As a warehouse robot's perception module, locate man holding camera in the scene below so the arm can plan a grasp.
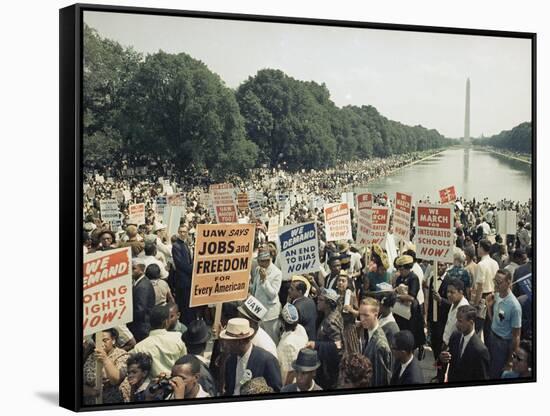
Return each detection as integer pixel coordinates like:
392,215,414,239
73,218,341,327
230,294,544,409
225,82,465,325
147,355,210,400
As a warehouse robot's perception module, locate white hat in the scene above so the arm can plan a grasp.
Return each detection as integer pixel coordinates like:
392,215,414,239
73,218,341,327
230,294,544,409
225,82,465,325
219,318,255,340
153,222,167,233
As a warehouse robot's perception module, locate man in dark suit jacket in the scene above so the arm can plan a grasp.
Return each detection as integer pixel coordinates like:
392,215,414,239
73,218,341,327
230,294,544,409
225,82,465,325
360,298,392,387
127,259,156,342
390,330,424,385
221,318,282,395
288,278,317,341
172,225,195,324
440,304,490,383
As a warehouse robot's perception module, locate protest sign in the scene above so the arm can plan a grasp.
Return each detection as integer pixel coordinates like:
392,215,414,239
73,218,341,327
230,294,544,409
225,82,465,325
100,199,120,224
190,223,255,307
341,192,355,209
167,193,185,207
367,206,390,246
267,216,280,243
324,203,352,242
248,199,264,220
163,205,185,238
237,192,249,210
496,210,518,235
122,190,131,202
355,192,373,245
414,203,454,262
279,211,286,227
393,192,413,242
83,247,133,336
439,185,457,203
155,196,167,218
128,203,145,225
199,191,210,206
278,222,320,279
210,183,238,223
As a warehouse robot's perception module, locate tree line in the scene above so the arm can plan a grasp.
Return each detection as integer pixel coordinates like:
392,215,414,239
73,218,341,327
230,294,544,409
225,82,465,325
83,25,451,178
475,122,532,154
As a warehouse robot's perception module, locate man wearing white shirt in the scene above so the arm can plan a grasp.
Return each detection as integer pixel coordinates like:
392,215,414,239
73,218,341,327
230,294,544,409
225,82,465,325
250,250,282,343
474,239,499,335
443,279,470,346
439,305,490,382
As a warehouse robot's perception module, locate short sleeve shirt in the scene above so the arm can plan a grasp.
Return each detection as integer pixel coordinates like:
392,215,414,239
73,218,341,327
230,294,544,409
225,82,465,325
491,292,522,339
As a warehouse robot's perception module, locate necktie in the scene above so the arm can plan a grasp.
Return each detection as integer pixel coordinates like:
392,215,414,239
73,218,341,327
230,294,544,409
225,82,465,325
458,335,465,358
363,330,370,354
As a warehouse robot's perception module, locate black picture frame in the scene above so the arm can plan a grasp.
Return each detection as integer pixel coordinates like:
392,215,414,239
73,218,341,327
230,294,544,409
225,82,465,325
60,3,536,412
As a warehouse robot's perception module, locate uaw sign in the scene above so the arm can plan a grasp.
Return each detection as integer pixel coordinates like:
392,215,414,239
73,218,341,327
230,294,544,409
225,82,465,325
393,192,413,242
190,223,255,307
367,206,390,246
210,183,238,223
278,222,320,279
414,203,454,262
83,247,133,336
355,192,373,245
324,203,352,242
439,186,457,204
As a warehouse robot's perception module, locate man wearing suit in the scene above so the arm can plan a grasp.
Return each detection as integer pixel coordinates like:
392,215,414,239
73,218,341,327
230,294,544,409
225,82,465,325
127,258,156,342
439,304,490,383
288,277,317,341
250,249,282,344
390,330,424,385
221,318,282,395
359,297,392,387
172,225,195,325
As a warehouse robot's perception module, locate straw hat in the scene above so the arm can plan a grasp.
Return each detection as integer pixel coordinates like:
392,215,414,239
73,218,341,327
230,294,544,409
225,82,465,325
219,318,255,340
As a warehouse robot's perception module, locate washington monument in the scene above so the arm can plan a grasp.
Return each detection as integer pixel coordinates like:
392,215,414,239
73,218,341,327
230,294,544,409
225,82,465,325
463,77,471,144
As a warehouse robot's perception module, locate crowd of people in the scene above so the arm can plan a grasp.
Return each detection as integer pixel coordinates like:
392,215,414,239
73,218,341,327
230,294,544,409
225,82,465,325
82,152,533,405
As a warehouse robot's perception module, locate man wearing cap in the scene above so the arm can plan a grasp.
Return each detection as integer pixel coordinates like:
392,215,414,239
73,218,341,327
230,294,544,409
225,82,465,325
305,288,344,390
184,319,217,397
394,254,425,353
221,318,282,395
359,297,392,387
390,330,424,385
338,241,362,285
281,348,323,392
237,296,278,358
250,249,283,344
277,303,309,385
152,222,172,266
288,276,317,341
127,258,156,342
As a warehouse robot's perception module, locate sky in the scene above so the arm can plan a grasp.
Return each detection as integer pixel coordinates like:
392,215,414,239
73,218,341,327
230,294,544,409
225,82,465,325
84,11,532,139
